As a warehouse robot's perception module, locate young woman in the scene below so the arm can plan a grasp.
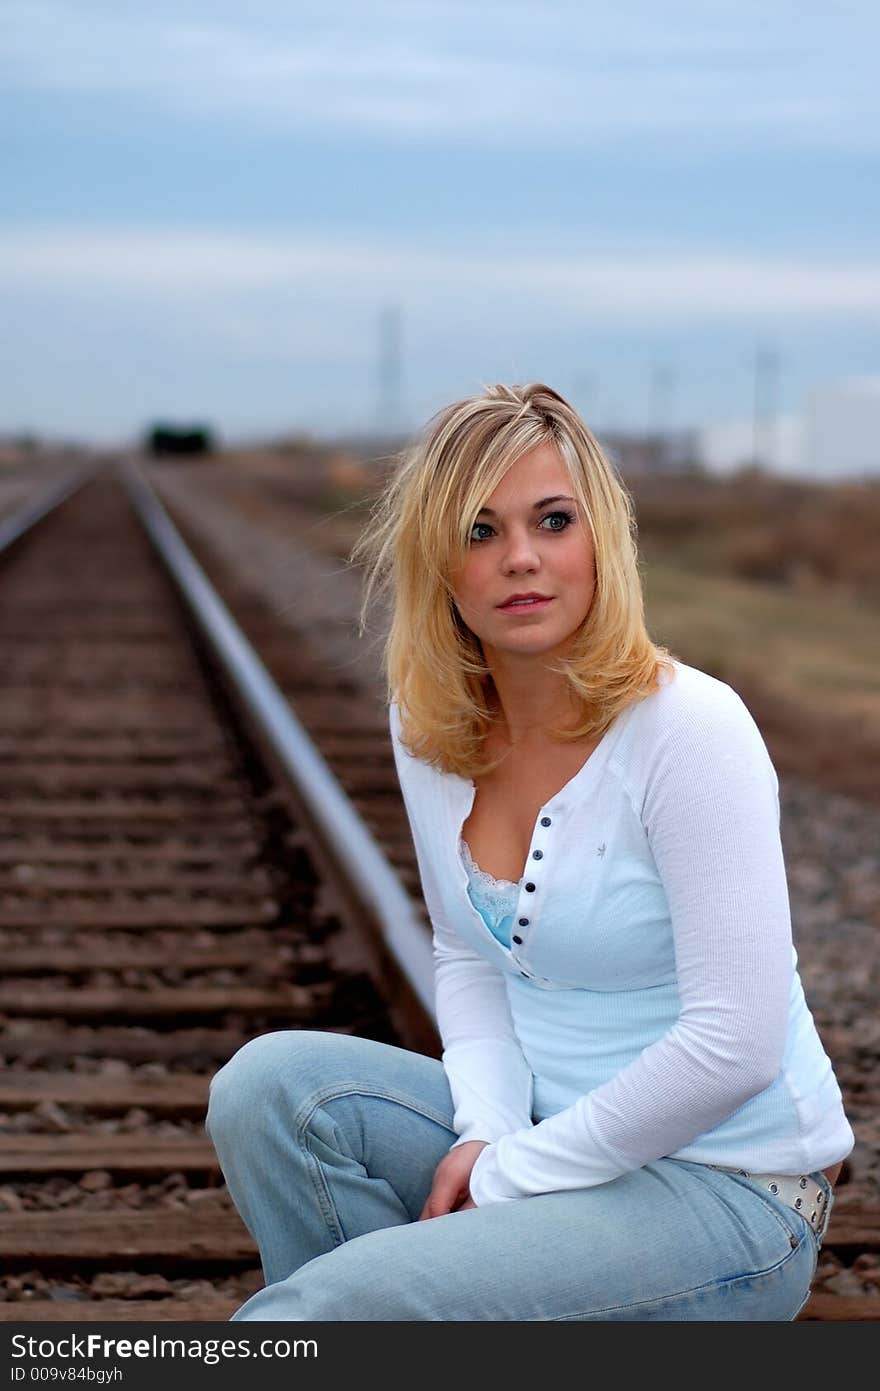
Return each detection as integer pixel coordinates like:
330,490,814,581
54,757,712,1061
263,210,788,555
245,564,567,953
206,382,853,1320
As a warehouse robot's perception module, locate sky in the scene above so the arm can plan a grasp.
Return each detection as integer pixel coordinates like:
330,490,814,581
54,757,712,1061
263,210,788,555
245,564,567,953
3,0,879,469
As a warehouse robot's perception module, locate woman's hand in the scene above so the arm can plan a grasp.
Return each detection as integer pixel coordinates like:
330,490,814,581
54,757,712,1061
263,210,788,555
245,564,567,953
419,1140,489,1219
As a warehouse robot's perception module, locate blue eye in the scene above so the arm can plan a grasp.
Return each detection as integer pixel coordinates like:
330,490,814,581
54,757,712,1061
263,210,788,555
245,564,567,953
541,509,576,532
469,510,575,543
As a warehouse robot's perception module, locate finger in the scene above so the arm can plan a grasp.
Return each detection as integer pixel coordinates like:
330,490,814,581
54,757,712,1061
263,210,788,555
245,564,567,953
420,1194,452,1220
420,1175,466,1220
419,1190,441,1220
433,1175,468,1216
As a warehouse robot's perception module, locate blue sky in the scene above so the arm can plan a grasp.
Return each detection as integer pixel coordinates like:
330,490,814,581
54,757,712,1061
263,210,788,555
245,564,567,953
3,0,879,453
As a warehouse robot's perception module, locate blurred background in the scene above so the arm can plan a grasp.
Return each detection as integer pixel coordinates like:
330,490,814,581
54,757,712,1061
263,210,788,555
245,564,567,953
4,0,877,788
2,0,878,467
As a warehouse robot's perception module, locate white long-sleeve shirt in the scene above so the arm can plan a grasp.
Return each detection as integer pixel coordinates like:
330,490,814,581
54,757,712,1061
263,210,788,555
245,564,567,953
388,659,854,1206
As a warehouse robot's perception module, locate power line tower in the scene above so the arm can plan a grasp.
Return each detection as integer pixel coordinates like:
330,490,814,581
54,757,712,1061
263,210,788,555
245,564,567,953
376,303,403,438
651,364,675,436
651,364,675,469
752,344,780,472
572,374,598,429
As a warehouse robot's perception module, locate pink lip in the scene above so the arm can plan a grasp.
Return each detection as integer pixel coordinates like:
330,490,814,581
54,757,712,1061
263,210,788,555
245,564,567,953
497,596,554,612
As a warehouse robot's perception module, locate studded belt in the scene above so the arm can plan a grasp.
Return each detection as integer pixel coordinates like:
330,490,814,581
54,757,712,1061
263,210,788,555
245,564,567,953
708,1165,833,1241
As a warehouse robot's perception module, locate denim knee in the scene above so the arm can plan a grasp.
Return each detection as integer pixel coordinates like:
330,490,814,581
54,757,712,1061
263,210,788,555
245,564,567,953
233,1234,425,1322
206,1029,350,1146
206,1030,298,1144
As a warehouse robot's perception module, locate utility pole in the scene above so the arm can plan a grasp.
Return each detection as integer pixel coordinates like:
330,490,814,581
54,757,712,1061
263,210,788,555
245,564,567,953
752,344,780,472
377,303,402,438
651,364,675,469
651,364,675,435
572,374,598,430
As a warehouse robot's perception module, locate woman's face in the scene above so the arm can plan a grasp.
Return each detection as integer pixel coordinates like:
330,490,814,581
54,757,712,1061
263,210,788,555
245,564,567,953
449,443,597,665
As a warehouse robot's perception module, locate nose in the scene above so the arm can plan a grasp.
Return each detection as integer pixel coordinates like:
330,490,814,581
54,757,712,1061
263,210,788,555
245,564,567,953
501,524,541,573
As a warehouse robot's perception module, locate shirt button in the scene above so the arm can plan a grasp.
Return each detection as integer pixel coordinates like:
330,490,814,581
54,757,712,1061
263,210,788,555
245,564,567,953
532,849,543,860
540,817,551,827
518,917,529,927
512,934,523,945
525,882,536,892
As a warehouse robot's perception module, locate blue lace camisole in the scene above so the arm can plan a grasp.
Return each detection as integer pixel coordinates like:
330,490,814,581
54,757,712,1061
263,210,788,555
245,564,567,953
458,836,522,950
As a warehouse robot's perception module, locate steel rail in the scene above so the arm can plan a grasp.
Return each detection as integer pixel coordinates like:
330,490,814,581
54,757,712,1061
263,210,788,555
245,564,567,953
0,462,102,557
118,457,437,1030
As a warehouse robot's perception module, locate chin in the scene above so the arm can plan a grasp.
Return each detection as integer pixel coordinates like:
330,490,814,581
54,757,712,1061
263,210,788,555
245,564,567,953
499,636,563,656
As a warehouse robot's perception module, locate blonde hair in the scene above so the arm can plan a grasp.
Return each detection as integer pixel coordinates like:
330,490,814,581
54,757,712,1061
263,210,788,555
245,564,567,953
350,381,676,779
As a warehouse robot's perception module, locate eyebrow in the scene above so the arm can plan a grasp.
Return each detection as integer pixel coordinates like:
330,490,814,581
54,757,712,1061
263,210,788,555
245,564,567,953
475,495,576,517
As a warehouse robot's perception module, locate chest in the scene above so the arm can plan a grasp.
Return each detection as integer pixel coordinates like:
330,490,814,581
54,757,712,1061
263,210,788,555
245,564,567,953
460,737,601,882
452,783,675,992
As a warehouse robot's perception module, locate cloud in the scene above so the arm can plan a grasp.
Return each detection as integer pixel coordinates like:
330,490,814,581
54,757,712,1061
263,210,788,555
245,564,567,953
3,226,879,324
4,0,877,149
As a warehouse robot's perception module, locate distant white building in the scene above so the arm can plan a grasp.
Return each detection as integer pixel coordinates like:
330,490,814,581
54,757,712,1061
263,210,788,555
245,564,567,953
805,378,880,480
698,378,880,481
698,415,804,478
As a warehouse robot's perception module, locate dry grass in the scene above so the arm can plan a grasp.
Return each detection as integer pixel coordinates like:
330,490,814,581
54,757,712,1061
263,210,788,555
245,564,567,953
641,555,880,805
630,472,880,608
642,557,880,725
630,472,880,803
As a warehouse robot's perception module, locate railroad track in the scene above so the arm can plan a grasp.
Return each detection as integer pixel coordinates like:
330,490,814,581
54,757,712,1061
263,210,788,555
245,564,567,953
0,461,876,1322
0,463,435,1321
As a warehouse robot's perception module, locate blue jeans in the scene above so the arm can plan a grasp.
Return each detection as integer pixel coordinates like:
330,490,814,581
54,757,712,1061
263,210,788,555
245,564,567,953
205,1030,827,1321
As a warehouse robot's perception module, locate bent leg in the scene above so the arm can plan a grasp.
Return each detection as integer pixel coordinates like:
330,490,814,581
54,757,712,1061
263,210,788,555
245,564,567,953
230,1158,818,1322
205,1029,457,1286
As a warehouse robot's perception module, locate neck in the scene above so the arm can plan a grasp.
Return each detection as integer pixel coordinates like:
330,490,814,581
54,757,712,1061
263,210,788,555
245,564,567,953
486,664,581,748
